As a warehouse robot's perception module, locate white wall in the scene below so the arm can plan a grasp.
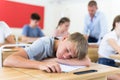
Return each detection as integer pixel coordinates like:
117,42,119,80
7,0,120,36
58,0,120,33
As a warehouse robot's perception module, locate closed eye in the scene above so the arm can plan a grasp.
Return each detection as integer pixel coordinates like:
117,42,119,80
66,49,69,53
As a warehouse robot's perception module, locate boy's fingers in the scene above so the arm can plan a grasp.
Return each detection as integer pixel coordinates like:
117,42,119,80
55,64,61,73
49,66,56,73
42,67,51,73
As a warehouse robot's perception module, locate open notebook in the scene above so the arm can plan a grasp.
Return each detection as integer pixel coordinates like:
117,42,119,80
59,64,85,72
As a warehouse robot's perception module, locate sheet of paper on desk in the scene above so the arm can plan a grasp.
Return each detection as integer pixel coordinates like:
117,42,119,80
59,64,85,72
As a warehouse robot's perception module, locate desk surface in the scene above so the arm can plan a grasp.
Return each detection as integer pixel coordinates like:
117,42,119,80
0,63,120,80
110,54,120,60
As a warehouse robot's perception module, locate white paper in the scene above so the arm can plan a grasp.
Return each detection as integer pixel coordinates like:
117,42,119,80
59,64,85,72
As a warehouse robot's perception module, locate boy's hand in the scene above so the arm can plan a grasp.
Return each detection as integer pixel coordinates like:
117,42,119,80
38,62,61,73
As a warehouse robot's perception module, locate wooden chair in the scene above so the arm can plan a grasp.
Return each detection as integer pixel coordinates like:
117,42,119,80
0,44,31,68
88,47,98,62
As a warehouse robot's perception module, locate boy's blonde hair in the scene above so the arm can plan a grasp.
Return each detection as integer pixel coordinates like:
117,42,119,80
68,32,88,60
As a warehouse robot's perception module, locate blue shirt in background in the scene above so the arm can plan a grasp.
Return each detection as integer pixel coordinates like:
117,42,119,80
22,25,44,37
84,11,108,43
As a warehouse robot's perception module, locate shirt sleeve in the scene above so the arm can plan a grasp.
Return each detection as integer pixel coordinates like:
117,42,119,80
22,26,28,36
83,16,89,35
38,27,44,37
24,38,44,59
3,22,12,38
98,13,108,43
107,32,117,40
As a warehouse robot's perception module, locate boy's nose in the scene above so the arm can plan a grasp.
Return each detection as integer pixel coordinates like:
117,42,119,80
63,54,71,59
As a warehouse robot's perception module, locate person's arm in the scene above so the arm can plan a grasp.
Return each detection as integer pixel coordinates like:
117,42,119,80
57,56,91,66
98,13,108,43
3,48,61,73
0,22,15,45
107,73,120,80
0,35,15,47
108,39,120,54
5,35,15,44
43,56,91,67
83,16,89,40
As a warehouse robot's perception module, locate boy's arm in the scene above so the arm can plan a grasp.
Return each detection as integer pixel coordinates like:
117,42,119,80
57,56,91,66
3,48,61,73
43,56,91,66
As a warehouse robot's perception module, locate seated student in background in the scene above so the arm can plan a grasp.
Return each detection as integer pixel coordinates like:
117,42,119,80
22,13,44,43
0,21,15,46
53,17,70,39
3,32,91,73
98,15,120,67
83,0,107,44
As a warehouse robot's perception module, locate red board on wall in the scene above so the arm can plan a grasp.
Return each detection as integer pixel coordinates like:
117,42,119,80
0,1,44,29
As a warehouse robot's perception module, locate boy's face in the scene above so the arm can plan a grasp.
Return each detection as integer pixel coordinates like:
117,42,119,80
56,39,77,59
30,19,39,27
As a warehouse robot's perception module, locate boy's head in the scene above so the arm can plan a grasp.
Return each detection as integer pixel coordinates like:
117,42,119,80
30,13,40,27
88,0,98,17
56,32,88,60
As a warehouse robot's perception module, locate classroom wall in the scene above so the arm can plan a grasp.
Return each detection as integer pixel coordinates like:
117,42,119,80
7,0,120,36
56,0,120,33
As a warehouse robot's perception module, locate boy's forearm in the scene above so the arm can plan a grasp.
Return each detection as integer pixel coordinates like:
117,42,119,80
3,55,41,69
43,57,91,66
56,57,91,66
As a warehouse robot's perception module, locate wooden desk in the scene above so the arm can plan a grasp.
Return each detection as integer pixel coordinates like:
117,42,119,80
110,54,120,66
0,67,38,80
88,47,98,62
2,48,21,62
0,63,119,80
110,54,120,60
88,43,98,62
